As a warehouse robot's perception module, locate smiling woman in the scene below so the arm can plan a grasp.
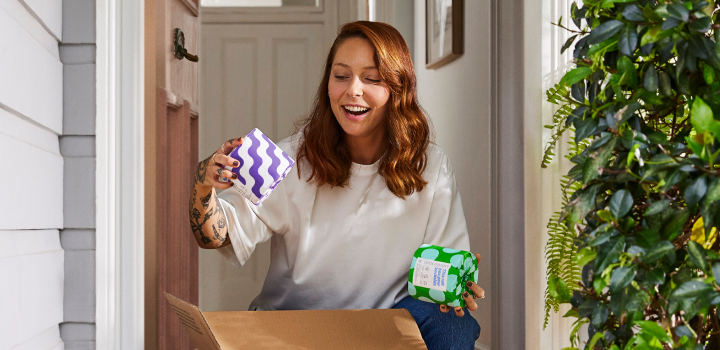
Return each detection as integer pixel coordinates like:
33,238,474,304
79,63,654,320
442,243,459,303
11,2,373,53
189,20,484,350
298,21,431,197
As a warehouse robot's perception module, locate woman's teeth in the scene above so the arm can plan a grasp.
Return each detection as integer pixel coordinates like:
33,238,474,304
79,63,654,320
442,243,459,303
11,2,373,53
344,106,369,115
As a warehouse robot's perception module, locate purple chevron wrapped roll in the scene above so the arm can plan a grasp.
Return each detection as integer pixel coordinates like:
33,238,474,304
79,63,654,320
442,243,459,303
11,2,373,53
222,128,295,205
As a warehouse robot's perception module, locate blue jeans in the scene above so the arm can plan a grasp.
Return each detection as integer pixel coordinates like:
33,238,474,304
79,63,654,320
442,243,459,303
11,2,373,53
393,295,481,350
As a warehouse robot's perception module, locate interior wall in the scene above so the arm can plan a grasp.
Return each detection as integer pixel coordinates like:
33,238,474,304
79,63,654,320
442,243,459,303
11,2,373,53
413,1,492,348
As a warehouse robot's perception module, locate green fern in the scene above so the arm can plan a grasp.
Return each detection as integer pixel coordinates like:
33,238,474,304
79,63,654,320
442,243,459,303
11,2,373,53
542,176,582,328
541,104,574,168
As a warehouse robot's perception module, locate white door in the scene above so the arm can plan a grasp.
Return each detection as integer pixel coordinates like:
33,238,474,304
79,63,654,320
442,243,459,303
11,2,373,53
199,21,326,311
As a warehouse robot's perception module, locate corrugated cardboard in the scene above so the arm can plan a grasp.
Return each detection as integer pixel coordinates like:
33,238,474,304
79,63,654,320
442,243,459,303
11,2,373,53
165,292,428,350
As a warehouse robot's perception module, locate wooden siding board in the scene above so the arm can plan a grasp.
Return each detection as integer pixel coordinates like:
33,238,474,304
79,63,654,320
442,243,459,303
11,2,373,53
0,0,59,58
0,130,63,230
0,4,63,134
22,0,63,40
0,230,64,350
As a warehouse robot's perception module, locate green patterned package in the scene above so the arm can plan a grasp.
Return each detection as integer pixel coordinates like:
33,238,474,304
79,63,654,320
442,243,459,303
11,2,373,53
407,244,478,308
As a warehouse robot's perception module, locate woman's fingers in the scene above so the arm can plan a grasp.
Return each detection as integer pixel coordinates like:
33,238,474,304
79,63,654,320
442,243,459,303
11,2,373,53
221,137,244,155
212,152,240,168
466,281,485,299
454,306,465,317
439,304,450,313
463,292,477,311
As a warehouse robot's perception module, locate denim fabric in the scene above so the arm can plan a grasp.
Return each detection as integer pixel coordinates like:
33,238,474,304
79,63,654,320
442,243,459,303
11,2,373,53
393,295,481,350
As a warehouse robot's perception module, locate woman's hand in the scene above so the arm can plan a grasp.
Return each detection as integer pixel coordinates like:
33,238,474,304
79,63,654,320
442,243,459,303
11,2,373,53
439,253,485,317
195,138,244,189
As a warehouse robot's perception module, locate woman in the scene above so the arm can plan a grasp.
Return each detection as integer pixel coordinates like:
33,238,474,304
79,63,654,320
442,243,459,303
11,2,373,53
189,21,484,349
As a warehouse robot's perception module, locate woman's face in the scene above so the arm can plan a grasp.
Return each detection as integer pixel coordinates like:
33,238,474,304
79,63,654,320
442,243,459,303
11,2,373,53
328,37,390,142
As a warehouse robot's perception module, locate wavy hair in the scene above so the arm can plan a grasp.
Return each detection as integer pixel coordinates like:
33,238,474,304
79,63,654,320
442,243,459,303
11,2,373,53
296,21,431,198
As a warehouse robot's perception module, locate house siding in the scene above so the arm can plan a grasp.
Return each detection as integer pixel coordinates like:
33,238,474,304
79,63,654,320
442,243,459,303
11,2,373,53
59,0,96,349
0,0,65,349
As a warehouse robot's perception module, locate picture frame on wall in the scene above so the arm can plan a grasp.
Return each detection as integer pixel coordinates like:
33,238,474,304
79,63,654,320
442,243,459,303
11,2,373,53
426,0,464,69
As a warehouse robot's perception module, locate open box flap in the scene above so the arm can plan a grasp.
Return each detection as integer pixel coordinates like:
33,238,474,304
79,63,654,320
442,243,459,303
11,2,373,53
202,308,427,350
164,293,221,350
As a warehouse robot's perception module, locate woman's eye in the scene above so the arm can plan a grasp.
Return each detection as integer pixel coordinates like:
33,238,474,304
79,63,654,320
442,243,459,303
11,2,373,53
334,75,348,80
366,78,381,83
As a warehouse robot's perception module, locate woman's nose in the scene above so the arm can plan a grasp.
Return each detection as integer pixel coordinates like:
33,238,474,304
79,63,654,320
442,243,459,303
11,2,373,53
347,77,363,97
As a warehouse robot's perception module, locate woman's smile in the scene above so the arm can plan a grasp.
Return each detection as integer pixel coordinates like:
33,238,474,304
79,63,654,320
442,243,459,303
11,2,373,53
342,104,371,121
328,37,390,145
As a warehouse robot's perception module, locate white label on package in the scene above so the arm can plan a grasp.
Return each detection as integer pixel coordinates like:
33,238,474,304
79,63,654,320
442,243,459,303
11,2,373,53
413,258,450,292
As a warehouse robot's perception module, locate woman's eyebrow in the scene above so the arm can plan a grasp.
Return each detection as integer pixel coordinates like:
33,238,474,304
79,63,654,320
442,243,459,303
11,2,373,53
333,63,377,70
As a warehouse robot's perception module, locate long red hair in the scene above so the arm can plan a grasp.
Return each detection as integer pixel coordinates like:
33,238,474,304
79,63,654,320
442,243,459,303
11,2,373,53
296,21,431,198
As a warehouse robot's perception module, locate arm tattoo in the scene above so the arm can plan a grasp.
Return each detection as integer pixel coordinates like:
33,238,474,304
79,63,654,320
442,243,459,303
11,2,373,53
195,157,210,184
212,223,227,247
200,191,212,210
190,207,213,245
214,195,223,214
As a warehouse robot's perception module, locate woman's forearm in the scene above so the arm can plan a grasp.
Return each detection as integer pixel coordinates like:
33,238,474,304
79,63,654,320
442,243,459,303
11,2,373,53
189,158,230,249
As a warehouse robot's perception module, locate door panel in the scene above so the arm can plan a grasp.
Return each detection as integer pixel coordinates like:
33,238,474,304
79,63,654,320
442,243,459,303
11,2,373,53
145,0,200,349
199,23,324,312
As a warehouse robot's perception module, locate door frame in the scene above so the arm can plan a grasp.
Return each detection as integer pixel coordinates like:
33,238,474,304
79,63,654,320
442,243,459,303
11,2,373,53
96,0,145,348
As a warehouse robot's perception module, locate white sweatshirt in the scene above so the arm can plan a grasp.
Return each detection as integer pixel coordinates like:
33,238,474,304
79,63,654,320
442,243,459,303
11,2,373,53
217,134,470,311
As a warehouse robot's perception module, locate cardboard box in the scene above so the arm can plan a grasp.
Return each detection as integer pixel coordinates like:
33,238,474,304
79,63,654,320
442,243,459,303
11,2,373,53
165,293,428,350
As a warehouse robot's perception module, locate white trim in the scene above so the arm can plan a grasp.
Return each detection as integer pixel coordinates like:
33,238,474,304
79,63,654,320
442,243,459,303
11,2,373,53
96,0,145,349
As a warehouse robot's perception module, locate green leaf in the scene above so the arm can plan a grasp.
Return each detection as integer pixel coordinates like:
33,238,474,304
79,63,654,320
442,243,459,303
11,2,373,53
713,262,720,279
685,176,708,208
644,65,658,91
646,268,665,284
622,4,646,21
587,20,624,45
618,23,638,56
586,332,605,350
706,177,720,205
709,121,720,140
617,56,638,88
668,3,689,22
704,65,716,85
641,25,673,47
609,266,636,293
642,240,674,264
560,67,593,86
574,115,598,143
671,280,712,299
687,240,709,271
561,34,579,54
597,209,614,222
574,246,597,267
686,136,705,158
691,97,714,132
564,184,600,224
591,303,608,328
637,229,660,249
644,200,671,216
662,209,690,239
610,189,633,219
642,6,664,22
658,71,673,97
634,320,673,344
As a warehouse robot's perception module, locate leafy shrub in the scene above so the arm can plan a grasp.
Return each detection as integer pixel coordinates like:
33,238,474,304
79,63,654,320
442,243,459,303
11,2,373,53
542,0,720,349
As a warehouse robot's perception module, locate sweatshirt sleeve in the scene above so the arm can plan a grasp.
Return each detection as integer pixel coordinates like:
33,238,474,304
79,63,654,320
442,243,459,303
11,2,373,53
216,180,289,267
422,153,471,252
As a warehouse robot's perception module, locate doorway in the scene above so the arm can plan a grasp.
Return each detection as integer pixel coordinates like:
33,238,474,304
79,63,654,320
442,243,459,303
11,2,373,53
197,0,363,312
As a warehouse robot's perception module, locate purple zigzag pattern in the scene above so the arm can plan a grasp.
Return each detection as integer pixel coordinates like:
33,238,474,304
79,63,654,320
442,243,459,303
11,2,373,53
261,133,280,180
230,146,247,185
245,131,264,199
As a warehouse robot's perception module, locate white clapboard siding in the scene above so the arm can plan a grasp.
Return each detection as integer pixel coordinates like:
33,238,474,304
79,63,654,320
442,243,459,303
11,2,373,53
21,0,62,40
0,109,63,230
0,0,59,58
0,2,63,134
0,230,64,350
10,326,64,350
